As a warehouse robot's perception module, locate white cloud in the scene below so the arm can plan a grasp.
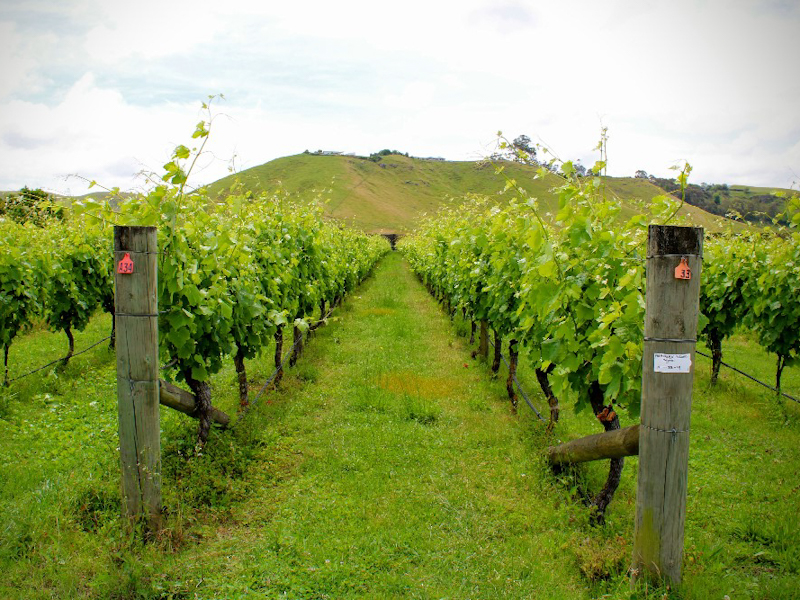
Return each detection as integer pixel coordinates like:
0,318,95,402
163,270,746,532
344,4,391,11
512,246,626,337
0,21,55,100
0,74,203,193
0,0,797,193
83,0,222,63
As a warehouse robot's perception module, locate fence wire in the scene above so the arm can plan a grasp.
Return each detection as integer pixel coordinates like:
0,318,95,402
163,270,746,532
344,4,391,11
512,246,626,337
695,349,799,404
486,335,547,423
239,305,337,420
5,335,113,386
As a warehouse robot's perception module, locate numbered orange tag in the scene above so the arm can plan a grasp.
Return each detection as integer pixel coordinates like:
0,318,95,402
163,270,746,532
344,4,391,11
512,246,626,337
117,252,134,274
674,257,691,280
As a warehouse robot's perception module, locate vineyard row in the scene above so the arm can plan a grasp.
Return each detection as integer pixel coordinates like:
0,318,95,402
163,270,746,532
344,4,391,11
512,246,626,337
0,187,390,445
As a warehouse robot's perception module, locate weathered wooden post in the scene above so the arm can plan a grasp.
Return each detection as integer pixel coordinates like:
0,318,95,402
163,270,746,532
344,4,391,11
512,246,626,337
114,226,161,533
632,225,703,586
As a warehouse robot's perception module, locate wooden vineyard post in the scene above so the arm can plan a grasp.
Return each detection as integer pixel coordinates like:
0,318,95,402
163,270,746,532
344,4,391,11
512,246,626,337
632,225,703,587
114,226,161,533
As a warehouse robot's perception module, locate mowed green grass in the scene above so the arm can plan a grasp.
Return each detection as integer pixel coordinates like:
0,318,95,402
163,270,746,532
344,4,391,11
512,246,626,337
0,253,797,599
140,252,593,598
207,154,740,234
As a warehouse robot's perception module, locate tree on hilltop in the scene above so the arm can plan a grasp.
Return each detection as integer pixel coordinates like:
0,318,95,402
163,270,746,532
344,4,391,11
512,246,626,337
0,186,63,227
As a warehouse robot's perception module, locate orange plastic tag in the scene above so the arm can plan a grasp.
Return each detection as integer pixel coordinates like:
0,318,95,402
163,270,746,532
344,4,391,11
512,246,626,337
117,253,134,274
674,257,691,280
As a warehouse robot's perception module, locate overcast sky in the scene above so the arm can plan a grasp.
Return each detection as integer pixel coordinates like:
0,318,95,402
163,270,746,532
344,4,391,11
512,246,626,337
1,0,798,195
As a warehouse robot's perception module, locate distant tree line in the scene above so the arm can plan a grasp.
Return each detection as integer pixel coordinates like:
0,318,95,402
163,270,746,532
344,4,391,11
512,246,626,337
0,187,63,227
368,149,409,162
635,170,788,225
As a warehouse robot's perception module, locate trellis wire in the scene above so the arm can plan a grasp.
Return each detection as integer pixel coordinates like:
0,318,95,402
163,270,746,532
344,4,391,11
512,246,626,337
238,305,337,420
487,335,547,423
695,349,799,404
5,335,113,385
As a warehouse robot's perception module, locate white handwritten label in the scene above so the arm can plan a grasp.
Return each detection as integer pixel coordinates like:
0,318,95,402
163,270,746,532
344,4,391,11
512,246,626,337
654,353,692,373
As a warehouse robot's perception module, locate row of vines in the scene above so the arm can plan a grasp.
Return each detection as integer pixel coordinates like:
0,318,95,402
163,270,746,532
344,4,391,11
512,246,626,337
0,218,112,385
398,155,799,521
1,113,390,447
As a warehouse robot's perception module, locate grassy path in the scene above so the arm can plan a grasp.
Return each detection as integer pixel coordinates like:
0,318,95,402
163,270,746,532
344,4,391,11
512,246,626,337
172,251,588,598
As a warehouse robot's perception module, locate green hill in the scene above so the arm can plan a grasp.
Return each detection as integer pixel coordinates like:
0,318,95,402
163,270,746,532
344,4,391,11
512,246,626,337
2,156,750,234
207,154,744,234
646,177,792,226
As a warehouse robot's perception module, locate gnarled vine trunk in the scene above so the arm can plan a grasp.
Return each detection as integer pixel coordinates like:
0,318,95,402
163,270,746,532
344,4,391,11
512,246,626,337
478,321,488,360
290,324,303,367
708,329,722,385
506,339,519,411
310,299,326,332
588,381,623,524
109,312,116,350
471,320,488,360
102,292,115,350
61,326,75,368
273,325,285,386
233,347,248,409
3,344,9,387
777,354,787,396
469,321,476,345
184,374,213,447
491,330,501,374
535,365,559,431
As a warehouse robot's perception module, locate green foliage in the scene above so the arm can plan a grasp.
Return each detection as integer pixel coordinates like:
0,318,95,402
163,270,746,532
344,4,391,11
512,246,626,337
742,231,800,388
0,216,111,380
400,135,665,417
1,99,388,454
779,190,800,228
403,138,795,416
699,233,750,350
698,195,799,389
0,222,49,355
43,226,112,342
0,252,798,598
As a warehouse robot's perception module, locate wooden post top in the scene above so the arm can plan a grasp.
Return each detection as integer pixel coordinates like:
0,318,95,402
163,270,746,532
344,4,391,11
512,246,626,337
647,225,703,257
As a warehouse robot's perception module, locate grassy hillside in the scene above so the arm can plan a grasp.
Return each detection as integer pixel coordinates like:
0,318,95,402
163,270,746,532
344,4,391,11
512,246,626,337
648,177,793,226
1,158,750,234
207,154,743,234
